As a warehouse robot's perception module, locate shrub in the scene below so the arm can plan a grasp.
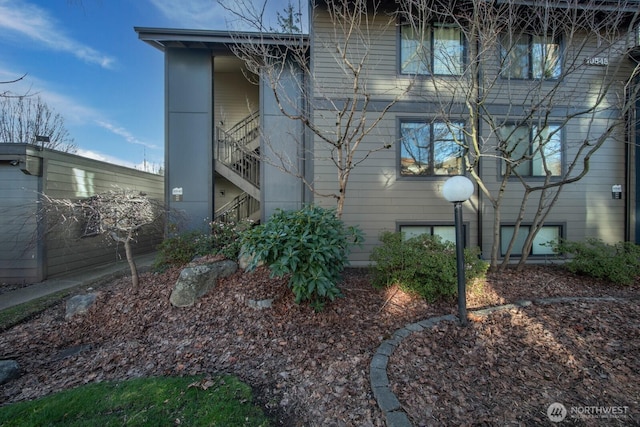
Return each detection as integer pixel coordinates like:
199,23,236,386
153,230,204,270
154,220,249,270
552,238,640,285
210,219,252,260
240,205,363,310
369,231,488,302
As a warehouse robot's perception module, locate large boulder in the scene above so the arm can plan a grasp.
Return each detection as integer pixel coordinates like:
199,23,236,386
170,259,238,307
65,293,98,320
0,360,20,385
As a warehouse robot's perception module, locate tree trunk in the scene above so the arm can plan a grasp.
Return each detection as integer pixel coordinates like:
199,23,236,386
111,230,139,289
124,230,139,289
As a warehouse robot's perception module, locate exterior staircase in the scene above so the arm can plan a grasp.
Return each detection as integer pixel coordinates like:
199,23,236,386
214,111,261,222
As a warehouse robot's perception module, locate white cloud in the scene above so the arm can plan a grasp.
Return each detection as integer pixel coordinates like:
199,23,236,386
77,148,163,173
96,120,161,151
76,148,136,168
0,65,160,161
0,0,116,69
0,65,100,123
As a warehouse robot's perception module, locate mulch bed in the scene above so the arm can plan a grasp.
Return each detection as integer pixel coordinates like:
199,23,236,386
0,264,638,426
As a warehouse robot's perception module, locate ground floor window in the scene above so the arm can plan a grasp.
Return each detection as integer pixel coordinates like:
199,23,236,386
399,223,464,245
500,224,562,256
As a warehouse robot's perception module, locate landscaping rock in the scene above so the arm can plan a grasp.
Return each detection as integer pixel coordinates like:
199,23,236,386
65,293,98,320
0,360,20,385
170,260,238,307
238,247,263,270
247,298,274,310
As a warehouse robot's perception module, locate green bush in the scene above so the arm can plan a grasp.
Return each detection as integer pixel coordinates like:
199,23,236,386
552,238,640,285
154,220,250,270
369,231,488,302
210,219,252,260
240,205,363,310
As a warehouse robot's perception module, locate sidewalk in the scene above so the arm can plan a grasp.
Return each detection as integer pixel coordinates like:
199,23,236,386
0,252,157,311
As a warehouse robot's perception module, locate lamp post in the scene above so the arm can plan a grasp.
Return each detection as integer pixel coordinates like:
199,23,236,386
442,175,474,326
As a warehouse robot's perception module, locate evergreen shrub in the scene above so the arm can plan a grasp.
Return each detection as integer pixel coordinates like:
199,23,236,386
552,238,640,285
240,205,363,310
154,220,250,270
370,231,488,302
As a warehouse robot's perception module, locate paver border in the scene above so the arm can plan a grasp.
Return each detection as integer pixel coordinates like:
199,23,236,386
369,296,633,427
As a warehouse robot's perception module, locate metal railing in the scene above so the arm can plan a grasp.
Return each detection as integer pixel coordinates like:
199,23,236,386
216,112,260,188
214,192,260,223
227,110,260,146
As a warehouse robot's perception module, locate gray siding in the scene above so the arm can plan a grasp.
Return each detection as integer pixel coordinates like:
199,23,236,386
260,62,306,220
166,48,213,231
0,164,40,284
0,144,164,283
41,150,164,278
309,7,636,265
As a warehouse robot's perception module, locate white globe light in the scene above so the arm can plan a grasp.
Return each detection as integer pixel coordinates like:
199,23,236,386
442,175,474,202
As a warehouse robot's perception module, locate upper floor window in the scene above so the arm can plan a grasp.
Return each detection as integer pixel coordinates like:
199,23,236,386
501,34,561,79
499,124,562,177
400,120,464,177
400,24,464,75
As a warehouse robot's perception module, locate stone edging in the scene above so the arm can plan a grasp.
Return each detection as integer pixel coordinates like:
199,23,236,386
369,296,630,427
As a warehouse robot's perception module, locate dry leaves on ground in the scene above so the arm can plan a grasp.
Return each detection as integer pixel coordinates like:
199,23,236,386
0,264,638,426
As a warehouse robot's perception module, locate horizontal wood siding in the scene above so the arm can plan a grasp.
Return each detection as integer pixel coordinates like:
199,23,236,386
41,150,164,278
0,165,40,283
309,5,635,263
214,71,259,129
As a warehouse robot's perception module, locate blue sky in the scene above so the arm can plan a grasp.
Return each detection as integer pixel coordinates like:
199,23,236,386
0,0,303,172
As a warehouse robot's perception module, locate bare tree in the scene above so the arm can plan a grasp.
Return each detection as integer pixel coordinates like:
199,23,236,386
0,95,77,153
0,74,29,98
40,189,164,288
399,0,640,269
220,0,414,217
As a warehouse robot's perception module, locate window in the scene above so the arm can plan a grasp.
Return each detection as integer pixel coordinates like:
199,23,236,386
399,224,461,245
499,124,562,177
400,121,464,176
500,224,562,256
501,34,561,79
400,24,463,75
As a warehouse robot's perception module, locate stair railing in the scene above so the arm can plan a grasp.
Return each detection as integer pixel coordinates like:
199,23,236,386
216,112,260,188
214,192,260,223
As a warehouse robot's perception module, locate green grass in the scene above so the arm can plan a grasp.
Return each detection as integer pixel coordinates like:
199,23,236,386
0,290,72,332
0,375,272,427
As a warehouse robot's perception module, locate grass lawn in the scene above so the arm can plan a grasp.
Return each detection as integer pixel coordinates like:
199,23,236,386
0,375,272,426
0,290,72,333
0,285,272,426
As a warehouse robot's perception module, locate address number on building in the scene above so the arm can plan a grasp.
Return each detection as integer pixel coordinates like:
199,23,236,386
585,57,609,66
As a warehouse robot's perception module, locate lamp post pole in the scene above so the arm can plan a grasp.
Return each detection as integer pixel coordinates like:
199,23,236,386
453,200,467,326
442,175,474,327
